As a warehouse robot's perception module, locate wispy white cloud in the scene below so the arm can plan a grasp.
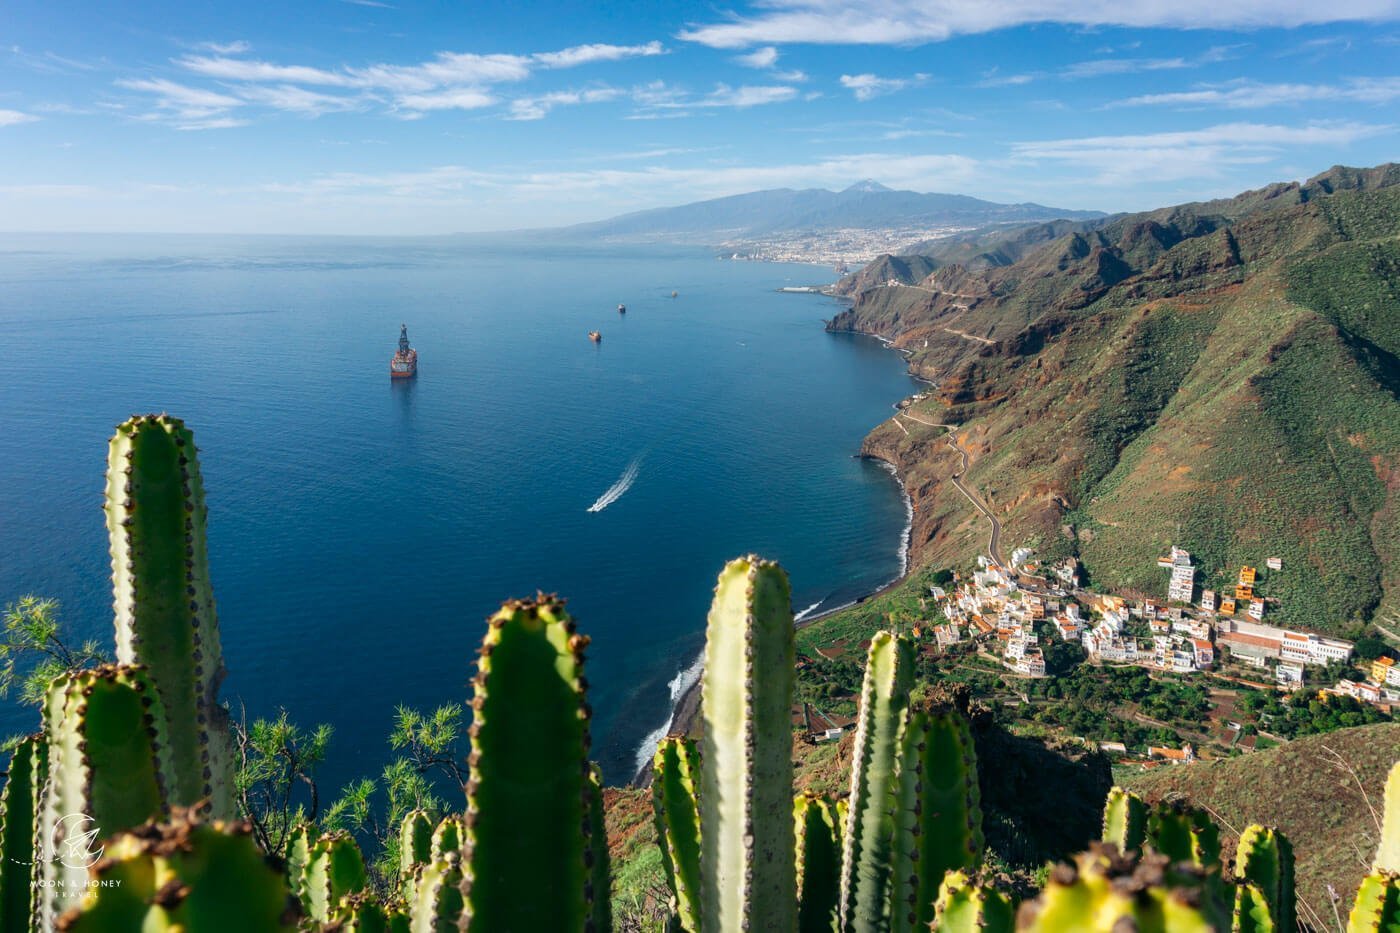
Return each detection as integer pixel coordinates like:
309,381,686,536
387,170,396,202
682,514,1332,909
735,46,780,68
168,41,667,120
0,109,38,127
979,45,1239,86
393,88,497,112
1114,77,1400,108
679,0,1400,48
116,77,246,129
508,87,623,120
840,72,928,100
1012,120,1390,183
533,41,666,68
631,80,799,113
199,40,251,54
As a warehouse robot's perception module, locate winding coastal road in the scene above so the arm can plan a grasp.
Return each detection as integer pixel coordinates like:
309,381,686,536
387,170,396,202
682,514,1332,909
897,411,1007,568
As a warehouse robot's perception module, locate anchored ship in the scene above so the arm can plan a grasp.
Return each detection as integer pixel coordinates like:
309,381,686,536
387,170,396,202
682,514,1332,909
617,303,626,314
588,330,602,343
390,324,418,378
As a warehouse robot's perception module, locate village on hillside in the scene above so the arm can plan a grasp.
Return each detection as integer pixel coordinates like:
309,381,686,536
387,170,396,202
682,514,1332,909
797,541,1393,772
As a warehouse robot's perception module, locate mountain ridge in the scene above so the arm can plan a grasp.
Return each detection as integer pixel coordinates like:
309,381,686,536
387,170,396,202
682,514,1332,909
561,183,1104,242
826,163,1400,636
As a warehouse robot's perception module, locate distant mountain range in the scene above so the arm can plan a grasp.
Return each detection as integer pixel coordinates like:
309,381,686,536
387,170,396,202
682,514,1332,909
563,181,1104,241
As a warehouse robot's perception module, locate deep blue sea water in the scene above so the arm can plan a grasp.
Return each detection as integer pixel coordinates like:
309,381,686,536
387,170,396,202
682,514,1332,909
0,233,918,790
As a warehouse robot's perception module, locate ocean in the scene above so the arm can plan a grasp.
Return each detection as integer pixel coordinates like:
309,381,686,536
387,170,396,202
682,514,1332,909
0,233,919,790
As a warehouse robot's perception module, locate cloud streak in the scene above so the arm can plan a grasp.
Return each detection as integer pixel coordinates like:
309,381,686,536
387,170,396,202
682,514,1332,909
679,0,1400,48
0,109,38,127
1115,77,1400,108
1012,120,1390,183
840,72,928,100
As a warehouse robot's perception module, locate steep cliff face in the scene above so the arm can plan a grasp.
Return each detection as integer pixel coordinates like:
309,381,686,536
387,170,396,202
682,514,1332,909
834,164,1400,635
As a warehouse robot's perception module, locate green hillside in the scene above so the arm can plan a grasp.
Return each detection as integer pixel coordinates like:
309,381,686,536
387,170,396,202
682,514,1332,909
826,164,1400,636
1125,722,1400,928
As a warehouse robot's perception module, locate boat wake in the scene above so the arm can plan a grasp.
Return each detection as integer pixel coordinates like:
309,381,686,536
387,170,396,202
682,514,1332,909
587,457,642,513
632,651,705,776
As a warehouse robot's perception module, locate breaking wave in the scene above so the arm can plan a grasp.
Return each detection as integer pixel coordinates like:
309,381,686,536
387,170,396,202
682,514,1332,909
632,651,705,777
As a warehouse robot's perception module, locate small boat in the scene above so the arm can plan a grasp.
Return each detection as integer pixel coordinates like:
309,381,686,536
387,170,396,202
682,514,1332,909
617,303,626,314
588,331,602,343
671,290,678,298
390,323,418,378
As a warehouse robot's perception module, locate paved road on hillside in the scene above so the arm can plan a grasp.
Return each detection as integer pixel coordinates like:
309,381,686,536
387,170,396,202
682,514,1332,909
898,411,1007,568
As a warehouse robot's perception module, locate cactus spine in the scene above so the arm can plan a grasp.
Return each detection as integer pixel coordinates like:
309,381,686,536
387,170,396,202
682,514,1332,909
55,807,298,932
1234,825,1294,933
652,735,702,933
1100,787,1147,853
890,694,984,932
840,630,914,932
0,734,47,933
698,556,797,933
462,595,593,931
795,792,841,933
105,415,234,816
39,665,174,926
931,871,1014,933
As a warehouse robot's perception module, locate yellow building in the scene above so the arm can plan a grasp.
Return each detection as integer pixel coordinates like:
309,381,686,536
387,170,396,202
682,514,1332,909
1239,565,1257,586
1373,656,1396,685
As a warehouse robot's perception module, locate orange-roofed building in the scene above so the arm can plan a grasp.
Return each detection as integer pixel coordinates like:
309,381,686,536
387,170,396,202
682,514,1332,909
1239,566,1257,586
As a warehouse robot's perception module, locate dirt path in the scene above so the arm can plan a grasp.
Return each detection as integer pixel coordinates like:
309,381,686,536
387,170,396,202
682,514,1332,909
897,413,1006,567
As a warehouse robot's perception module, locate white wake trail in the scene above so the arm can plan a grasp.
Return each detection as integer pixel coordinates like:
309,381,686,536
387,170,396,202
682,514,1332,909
587,457,642,513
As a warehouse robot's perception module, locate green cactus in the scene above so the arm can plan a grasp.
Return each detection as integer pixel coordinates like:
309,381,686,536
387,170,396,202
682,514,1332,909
1234,883,1278,933
1376,761,1400,873
930,871,1014,933
587,762,612,933
1018,844,1228,932
39,665,174,927
652,735,702,933
462,595,593,931
1146,800,1221,869
795,792,840,933
411,854,465,933
105,414,235,817
840,630,914,932
285,823,313,905
398,809,436,900
0,734,47,933
1234,825,1294,933
431,814,464,861
333,891,403,932
1347,871,1400,933
54,806,298,932
298,831,369,923
1101,787,1148,853
1347,762,1400,933
890,692,983,932
699,556,797,933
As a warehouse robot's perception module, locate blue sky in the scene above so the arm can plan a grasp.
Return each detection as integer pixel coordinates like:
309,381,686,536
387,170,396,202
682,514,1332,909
3,0,1399,233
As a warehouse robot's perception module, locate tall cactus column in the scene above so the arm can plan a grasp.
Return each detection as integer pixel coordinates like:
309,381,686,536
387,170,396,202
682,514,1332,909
840,631,913,933
699,557,797,932
462,596,594,931
105,415,233,816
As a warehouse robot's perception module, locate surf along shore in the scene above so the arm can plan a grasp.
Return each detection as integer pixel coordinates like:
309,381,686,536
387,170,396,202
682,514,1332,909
627,305,934,787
